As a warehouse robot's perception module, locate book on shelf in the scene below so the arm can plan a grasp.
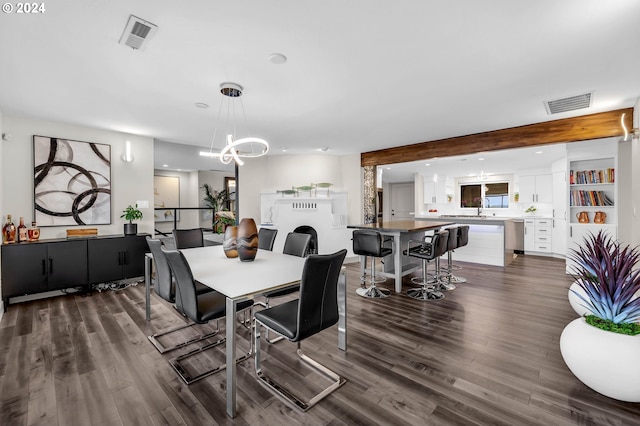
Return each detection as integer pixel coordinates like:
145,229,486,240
570,190,614,207
569,168,615,185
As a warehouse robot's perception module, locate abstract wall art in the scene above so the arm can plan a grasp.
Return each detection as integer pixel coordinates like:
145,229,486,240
33,135,112,226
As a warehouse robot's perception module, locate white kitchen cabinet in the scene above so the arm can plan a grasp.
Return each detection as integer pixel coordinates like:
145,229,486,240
551,218,567,256
525,218,553,254
423,178,447,204
567,224,617,273
520,174,552,204
552,171,567,219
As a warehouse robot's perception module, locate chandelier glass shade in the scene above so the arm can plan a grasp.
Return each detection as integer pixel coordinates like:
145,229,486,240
201,82,269,165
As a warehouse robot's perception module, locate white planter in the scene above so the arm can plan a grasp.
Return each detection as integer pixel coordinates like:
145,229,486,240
560,317,640,402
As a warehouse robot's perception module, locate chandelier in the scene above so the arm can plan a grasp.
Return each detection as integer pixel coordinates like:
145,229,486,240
200,82,269,166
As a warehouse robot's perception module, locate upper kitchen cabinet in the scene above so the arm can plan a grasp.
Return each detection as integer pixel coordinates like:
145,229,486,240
423,176,447,204
519,173,553,204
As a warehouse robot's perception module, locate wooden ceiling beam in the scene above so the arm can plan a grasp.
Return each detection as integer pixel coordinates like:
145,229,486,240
361,108,633,167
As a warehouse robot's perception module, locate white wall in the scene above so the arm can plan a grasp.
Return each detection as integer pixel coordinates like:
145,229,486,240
238,153,362,254
1,115,155,239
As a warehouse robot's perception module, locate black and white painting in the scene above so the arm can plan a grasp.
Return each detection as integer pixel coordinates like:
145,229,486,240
33,135,112,226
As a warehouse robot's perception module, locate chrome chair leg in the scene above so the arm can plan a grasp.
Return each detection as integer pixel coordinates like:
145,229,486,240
170,308,254,385
407,259,444,301
356,256,389,298
148,321,220,354
254,319,345,411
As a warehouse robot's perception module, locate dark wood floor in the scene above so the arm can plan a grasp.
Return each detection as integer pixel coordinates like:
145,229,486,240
2,254,640,425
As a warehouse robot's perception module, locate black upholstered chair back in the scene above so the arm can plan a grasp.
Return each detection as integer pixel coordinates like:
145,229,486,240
173,228,204,249
434,230,450,257
294,249,347,342
352,230,392,257
457,225,470,247
258,228,278,251
146,237,174,302
293,225,317,254
409,230,449,261
283,232,311,257
446,227,459,251
162,247,200,323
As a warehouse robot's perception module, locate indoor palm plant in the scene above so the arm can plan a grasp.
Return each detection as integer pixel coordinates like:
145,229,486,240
560,230,640,402
202,183,234,232
121,204,143,235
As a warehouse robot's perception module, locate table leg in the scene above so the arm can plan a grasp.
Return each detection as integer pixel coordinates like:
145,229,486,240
337,269,347,351
225,297,237,418
145,255,152,321
392,234,402,292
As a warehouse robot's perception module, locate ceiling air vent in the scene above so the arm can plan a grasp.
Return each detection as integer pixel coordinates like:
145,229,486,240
544,92,593,115
119,15,157,50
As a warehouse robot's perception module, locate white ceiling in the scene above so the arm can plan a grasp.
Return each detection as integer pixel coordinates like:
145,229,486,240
1,1,639,173
380,143,569,183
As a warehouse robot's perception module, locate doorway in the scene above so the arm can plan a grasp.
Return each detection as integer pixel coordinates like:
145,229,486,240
388,182,415,221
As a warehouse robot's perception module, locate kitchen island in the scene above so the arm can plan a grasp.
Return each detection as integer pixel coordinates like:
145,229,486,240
416,216,519,267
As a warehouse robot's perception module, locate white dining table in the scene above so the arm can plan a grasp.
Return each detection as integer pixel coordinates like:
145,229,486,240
144,245,347,418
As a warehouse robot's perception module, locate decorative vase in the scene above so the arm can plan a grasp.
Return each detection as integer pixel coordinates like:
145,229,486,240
237,218,258,261
223,225,238,258
560,317,640,402
124,223,137,235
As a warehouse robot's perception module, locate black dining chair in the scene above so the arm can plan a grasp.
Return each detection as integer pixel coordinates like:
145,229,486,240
282,232,311,257
146,237,216,354
258,228,278,251
173,228,204,249
258,232,312,343
162,247,254,384
254,249,347,411
293,225,317,255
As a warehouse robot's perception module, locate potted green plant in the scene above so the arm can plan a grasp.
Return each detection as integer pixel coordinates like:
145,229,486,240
560,230,640,402
202,183,234,232
121,204,143,235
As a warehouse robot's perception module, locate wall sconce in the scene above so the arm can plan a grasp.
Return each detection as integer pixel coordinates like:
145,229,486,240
122,140,134,162
621,113,639,142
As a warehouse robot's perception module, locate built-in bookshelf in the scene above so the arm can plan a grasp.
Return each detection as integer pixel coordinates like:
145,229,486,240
569,158,616,224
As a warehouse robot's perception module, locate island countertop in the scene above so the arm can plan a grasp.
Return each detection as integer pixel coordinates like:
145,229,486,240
347,220,454,233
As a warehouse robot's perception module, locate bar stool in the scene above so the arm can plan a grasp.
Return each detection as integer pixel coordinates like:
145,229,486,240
449,225,469,283
406,230,449,301
352,230,392,298
437,226,459,291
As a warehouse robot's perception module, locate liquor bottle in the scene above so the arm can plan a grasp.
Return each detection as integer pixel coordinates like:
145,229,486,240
17,217,28,242
2,214,16,244
28,221,41,241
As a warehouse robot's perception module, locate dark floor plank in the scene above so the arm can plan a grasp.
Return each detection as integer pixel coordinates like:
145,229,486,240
1,255,640,425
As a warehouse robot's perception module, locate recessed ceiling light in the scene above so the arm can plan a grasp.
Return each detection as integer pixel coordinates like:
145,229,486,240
536,151,543,154
280,146,288,152
425,163,430,166
162,164,168,167
269,53,287,64
478,157,485,161
195,102,209,108
386,167,391,170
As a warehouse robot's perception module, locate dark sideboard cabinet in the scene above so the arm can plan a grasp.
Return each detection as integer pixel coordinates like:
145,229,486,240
88,235,148,284
1,234,149,308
